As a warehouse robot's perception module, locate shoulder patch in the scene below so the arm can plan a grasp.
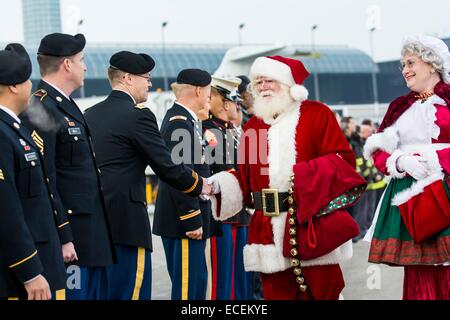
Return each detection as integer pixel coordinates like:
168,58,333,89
0,169,4,181
134,104,148,110
32,89,47,102
169,115,188,122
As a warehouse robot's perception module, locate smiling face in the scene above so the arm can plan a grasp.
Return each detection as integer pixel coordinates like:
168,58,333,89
401,53,440,93
253,76,282,102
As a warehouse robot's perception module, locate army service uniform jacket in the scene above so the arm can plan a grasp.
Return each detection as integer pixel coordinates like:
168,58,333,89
153,103,215,239
84,90,204,250
0,109,66,297
20,80,115,267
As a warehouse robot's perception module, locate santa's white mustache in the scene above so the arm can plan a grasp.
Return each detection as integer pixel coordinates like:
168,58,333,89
258,90,275,98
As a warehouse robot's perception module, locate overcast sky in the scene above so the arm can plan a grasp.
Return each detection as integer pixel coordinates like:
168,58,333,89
1,0,449,62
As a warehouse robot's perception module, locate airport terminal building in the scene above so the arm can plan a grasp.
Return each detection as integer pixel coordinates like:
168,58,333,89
8,0,450,111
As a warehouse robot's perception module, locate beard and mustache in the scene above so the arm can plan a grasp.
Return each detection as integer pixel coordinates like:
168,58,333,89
252,84,297,124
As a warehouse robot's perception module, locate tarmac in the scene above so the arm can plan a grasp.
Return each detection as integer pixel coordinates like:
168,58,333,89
149,213,404,300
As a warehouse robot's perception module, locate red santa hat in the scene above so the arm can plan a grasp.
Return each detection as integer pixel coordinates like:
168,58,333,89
249,55,310,102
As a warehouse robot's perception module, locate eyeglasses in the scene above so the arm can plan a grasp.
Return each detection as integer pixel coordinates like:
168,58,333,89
135,74,152,83
399,60,416,72
254,79,278,87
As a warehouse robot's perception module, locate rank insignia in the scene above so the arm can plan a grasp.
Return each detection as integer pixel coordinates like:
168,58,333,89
31,130,44,155
169,116,187,122
0,169,4,181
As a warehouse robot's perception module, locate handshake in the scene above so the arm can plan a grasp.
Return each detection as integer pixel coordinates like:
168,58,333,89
186,176,221,240
200,176,221,198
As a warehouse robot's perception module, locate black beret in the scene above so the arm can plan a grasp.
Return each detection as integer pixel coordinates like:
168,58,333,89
38,33,86,57
176,69,211,87
0,43,32,85
237,75,250,94
109,51,155,74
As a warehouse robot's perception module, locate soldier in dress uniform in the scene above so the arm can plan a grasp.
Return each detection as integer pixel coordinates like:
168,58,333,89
84,52,210,300
19,33,115,300
0,43,66,300
236,75,253,126
203,76,253,300
153,69,215,300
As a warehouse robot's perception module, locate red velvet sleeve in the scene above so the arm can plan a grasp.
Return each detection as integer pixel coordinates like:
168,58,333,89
318,106,356,168
437,148,450,174
234,138,254,207
372,150,390,175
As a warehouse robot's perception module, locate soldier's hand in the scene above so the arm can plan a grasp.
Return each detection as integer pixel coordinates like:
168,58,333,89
186,227,203,240
24,275,51,300
62,241,78,263
201,178,212,196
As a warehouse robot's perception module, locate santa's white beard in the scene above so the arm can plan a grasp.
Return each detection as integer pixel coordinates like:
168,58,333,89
253,86,297,124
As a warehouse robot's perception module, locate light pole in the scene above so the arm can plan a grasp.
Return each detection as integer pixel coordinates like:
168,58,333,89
311,24,320,101
161,21,169,91
78,19,85,98
369,27,379,111
238,23,245,46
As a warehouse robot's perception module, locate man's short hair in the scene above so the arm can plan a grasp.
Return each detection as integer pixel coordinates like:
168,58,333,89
341,116,353,125
361,119,373,126
37,54,66,77
107,67,126,86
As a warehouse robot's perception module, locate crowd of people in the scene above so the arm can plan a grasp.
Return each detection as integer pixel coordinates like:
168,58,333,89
0,32,449,301
338,116,387,242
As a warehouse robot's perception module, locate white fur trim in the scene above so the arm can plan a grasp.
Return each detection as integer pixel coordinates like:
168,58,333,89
386,149,407,179
210,171,243,221
250,57,295,86
391,172,444,206
243,211,291,273
391,149,444,206
363,127,399,160
243,223,353,273
267,106,299,192
243,106,353,273
289,84,309,102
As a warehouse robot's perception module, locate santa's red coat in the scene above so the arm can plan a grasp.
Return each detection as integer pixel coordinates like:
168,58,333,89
212,100,357,274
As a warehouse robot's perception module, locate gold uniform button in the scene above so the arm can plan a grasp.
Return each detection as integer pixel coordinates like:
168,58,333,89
13,123,20,129
54,210,58,215
56,96,63,102
46,178,50,183
74,136,79,141
31,161,36,166
50,194,54,199
67,210,73,214
98,169,101,174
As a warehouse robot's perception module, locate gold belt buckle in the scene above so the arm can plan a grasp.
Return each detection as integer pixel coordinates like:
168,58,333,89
262,188,280,217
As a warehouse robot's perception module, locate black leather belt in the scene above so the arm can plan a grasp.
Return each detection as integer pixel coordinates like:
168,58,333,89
253,189,291,217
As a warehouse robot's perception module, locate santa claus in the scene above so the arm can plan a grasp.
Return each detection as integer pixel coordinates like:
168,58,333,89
207,56,366,300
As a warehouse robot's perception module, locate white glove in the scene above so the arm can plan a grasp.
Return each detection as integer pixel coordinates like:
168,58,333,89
206,175,221,194
396,155,430,180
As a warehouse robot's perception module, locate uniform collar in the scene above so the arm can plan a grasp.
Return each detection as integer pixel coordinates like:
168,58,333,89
175,101,198,122
42,80,71,101
209,115,233,129
0,105,20,123
37,80,86,126
111,89,136,105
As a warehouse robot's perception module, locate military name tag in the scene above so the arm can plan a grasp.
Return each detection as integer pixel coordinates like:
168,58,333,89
68,127,81,135
24,152,38,162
